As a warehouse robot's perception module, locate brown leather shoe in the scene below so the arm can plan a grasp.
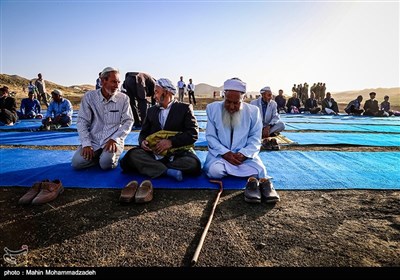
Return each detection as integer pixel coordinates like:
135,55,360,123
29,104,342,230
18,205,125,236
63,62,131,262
259,178,280,203
135,180,153,203
32,179,63,205
18,179,50,205
119,180,138,203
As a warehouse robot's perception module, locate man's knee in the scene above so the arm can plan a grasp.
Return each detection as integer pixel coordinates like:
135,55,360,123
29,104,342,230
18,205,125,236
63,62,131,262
71,152,89,170
206,162,226,179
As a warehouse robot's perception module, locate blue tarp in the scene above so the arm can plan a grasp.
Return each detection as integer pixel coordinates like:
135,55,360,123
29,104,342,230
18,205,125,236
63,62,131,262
0,149,399,190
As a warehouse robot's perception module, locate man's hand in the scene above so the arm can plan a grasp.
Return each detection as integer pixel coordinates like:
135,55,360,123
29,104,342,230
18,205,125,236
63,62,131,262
141,140,152,152
55,115,61,122
81,146,94,161
233,152,247,163
154,139,172,155
104,139,117,153
222,151,242,166
262,126,270,138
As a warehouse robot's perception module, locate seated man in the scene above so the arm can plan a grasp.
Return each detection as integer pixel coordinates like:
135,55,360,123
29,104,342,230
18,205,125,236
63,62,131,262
120,78,201,182
304,92,321,114
380,95,397,116
0,86,18,126
364,91,386,117
250,86,285,150
203,78,279,204
42,89,73,128
72,67,133,170
345,95,364,115
274,89,287,113
18,91,43,119
321,92,339,115
286,91,302,113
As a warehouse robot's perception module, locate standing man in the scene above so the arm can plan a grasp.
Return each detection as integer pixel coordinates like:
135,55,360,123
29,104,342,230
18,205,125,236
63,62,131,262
203,78,279,203
122,72,156,129
71,67,134,170
250,86,285,150
177,76,186,102
95,72,102,89
187,78,196,105
35,73,49,107
120,78,201,182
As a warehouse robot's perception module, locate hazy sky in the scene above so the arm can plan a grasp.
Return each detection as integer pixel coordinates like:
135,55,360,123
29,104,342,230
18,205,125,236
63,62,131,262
1,0,399,94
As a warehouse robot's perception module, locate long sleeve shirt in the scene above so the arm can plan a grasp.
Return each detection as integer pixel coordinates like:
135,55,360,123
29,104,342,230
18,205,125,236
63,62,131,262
77,89,134,150
45,98,73,119
20,98,41,115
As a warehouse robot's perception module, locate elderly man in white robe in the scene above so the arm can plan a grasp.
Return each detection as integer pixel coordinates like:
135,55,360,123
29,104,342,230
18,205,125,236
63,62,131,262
250,86,285,150
203,78,280,204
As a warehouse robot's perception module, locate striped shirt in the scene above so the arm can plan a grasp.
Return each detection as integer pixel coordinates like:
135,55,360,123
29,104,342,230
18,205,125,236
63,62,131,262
77,89,134,150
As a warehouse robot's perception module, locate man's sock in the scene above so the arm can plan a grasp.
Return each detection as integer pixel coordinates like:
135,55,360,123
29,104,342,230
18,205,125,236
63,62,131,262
166,169,183,182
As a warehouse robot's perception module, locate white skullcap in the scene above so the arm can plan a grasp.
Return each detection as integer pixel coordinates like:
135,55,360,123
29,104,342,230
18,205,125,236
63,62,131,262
51,89,62,96
156,78,176,95
260,86,272,94
100,67,119,78
223,78,246,93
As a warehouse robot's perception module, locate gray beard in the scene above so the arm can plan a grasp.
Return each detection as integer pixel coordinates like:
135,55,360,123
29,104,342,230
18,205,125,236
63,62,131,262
222,107,242,129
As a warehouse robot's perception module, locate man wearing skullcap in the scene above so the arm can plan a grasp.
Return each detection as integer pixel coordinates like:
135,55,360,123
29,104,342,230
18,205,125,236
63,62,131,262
72,67,134,170
42,89,73,128
120,77,201,184
203,78,279,204
250,86,286,150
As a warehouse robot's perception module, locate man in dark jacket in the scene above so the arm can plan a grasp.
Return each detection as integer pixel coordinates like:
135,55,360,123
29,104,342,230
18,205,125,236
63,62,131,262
122,72,156,129
0,86,18,125
120,78,201,181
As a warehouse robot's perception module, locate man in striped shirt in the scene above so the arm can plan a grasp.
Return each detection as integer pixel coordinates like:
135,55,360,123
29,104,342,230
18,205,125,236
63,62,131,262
72,67,134,170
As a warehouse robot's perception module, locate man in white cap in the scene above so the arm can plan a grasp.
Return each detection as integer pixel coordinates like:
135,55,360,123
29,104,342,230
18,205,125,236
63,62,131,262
42,89,73,129
203,78,280,204
71,67,134,170
250,86,285,150
120,78,201,186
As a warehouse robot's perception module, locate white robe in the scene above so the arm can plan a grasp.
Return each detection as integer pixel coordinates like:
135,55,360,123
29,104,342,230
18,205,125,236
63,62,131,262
203,101,267,178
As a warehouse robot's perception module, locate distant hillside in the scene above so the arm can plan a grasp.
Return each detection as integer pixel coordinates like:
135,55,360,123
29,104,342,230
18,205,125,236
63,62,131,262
332,87,399,106
194,83,223,97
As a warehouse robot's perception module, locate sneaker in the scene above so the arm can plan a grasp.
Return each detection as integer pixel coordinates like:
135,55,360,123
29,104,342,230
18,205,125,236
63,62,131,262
244,177,261,203
119,180,139,203
32,179,63,205
18,179,50,205
259,178,280,203
134,180,153,203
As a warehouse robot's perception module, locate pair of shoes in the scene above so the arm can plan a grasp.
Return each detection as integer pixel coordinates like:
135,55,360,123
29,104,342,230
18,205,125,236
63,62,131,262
261,139,273,150
119,180,153,204
18,179,63,205
244,177,280,204
270,138,280,151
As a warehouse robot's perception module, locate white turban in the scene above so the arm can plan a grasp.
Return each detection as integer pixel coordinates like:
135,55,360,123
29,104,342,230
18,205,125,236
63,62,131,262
156,78,176,95
223,78,246,93
260,86,272,94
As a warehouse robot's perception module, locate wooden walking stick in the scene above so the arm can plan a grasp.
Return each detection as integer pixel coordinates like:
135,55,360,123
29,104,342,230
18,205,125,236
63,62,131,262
191,180,223,266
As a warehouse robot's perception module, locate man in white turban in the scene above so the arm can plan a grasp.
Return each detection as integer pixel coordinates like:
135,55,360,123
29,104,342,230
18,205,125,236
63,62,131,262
203,78,280,204
250,86,285,150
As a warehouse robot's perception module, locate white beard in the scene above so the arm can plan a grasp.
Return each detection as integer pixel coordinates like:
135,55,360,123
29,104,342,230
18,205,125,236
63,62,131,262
222,107,242,129
105,87,118,96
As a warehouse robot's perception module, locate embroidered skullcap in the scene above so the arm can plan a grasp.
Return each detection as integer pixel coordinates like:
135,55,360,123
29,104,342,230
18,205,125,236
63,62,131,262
100,67,119,78
260,86,272,94
223,78,246,93
156,78,176,95
51,89,62,96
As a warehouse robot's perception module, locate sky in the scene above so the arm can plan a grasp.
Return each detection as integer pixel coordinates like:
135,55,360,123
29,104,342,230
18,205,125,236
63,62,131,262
1,0,399,94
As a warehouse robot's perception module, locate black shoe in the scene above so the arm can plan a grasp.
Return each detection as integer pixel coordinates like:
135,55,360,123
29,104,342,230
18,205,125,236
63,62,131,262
259,178,280,203
244,177,261,203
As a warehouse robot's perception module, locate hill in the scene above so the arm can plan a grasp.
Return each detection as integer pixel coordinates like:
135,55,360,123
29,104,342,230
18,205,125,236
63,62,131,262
1,73,398,108
332,87,400,106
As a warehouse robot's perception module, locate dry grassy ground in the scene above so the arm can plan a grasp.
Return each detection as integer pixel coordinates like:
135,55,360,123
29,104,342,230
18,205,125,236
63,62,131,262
0,90,399,270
